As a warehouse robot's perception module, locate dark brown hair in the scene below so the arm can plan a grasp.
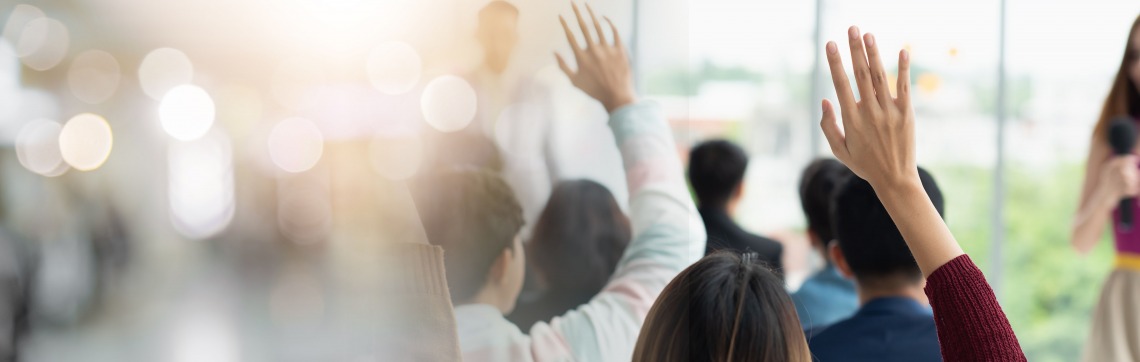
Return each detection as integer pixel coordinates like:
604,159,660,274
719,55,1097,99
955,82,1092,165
1094,15,1140,138
798,158,852,247
411,168,523,303
632,252,810,362
529,179,630,293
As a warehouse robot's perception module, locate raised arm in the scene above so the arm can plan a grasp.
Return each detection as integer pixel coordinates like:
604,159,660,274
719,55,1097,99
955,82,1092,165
528,4,705,361
1072,139,1137,254
820,26,1025,361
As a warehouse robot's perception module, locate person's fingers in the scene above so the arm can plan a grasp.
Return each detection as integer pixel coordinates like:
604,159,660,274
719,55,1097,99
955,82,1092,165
555,52,574,78
896,49,911,110
825,41,856,113
571,3,596,47
605,17,623,50
586,4,607,46
820,99,851,162
863,33,892,108
846,26,876,108
559,16,582,53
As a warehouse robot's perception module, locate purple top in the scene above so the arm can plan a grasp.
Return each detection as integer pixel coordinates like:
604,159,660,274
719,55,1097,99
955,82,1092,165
1113,198,1140,255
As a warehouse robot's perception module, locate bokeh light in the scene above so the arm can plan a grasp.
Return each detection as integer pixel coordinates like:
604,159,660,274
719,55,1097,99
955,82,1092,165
421,75,477,132
67,50,121,104
2,4,44,47
159,85,216,141
15,17,69,71
58,113,113,171
270,57,324,110
369,134,422,181
366,42,422,95
267,117,323,173
168,131,235,240
138,48,194,100
15,119,66,176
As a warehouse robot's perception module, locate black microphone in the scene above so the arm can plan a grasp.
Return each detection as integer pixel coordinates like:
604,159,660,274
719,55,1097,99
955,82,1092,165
1109,116,1137,229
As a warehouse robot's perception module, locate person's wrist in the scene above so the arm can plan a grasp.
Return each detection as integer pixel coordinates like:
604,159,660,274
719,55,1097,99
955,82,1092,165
869,169,922,193
603,89,637,114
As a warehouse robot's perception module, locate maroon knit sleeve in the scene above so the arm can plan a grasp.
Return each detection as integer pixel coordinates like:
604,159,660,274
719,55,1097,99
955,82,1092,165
924,255,1026,361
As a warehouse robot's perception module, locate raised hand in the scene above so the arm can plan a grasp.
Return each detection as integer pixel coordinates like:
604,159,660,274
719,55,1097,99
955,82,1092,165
820,26,917,190
555,3,636,113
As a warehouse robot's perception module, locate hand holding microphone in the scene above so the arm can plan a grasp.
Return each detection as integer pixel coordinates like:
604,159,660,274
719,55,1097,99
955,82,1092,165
1107,117,1140,229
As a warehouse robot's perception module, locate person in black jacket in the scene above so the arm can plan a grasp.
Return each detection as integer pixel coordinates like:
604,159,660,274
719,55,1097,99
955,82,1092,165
688,139,783,276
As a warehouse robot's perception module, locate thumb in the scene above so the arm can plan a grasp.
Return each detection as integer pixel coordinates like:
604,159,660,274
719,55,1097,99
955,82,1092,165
820,99,850,162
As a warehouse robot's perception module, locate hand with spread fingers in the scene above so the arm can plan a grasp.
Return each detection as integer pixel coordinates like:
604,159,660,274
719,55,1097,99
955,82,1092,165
820,26,964,277
820,26,917,190
555,2,636,113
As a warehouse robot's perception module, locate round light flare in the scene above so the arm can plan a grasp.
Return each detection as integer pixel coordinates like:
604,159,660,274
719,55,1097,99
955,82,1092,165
58,113,113,171
168,132,235,240
369,134,422,181
267,117,323,173
421,75,477,132
2,5,45,47
68,50,121,104
138,48,194,100
15,119,67,176
366,42,422,95
160,85,216,141
15,17,68,71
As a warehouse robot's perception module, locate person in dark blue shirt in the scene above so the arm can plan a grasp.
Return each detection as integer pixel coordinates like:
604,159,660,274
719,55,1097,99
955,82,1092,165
808,168,945,362
792,158,858,331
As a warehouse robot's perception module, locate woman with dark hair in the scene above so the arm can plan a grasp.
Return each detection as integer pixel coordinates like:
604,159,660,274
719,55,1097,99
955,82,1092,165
1071,15,1140,362
632,26,1025,362
632,252,809,361
508,179,631,329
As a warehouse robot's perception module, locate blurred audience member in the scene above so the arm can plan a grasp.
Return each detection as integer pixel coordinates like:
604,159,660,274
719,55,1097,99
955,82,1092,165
688,139,782,275
807,168,943,361
411,5,705,360
467,0,559,233
791,158,857,331
508,179,630,330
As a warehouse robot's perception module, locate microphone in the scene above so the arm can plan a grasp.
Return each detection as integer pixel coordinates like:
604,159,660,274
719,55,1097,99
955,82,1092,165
1109,117,1137,229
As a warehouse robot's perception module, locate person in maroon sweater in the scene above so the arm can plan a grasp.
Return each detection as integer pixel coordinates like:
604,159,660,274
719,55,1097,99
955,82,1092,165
631,26,1026,361
818,26,1026,361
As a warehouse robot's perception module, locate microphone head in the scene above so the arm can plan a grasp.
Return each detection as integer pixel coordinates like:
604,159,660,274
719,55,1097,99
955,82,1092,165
1109,116,1137,155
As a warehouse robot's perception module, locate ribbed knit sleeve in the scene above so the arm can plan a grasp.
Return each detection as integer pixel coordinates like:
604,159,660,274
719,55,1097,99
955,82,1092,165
924,255,1025,361
383,243,462,362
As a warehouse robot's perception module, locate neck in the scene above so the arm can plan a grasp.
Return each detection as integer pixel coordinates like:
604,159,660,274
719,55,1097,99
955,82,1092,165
468,285,514,314
856,284,928,306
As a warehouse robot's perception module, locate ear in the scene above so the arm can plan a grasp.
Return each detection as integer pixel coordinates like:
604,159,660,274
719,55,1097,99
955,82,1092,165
829,242,854,280
488,247,514,286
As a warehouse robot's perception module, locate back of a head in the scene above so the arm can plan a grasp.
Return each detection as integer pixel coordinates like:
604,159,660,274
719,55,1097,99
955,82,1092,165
688,140,749,208
411,168,523,303
632,252,809,362
798,158,853,246
529,179,630,294
832,168,944,287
